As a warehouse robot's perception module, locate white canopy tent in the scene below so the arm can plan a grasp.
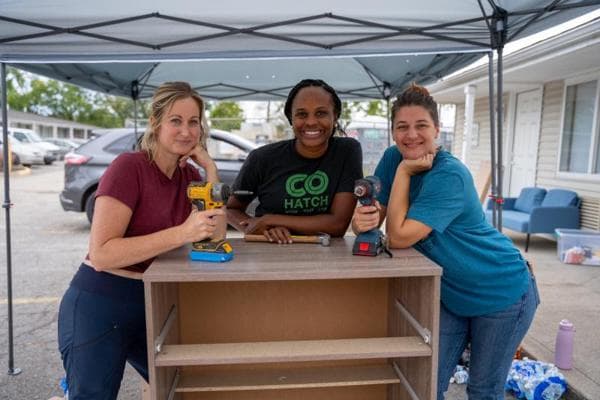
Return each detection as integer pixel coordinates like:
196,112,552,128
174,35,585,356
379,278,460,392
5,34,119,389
2,0,600,375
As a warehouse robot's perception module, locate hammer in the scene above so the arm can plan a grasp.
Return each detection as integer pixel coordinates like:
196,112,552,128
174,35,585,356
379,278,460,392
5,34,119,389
244,233,331,246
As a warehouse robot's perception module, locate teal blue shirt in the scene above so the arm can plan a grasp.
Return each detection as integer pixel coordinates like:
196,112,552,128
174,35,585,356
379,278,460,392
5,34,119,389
375,147,529,317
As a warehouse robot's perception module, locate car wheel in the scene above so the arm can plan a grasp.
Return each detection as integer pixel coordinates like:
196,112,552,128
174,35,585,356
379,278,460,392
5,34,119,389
85,191,96,224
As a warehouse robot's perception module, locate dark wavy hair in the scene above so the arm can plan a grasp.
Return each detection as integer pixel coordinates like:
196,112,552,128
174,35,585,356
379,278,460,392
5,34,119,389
284,79,343,128
391,83,439,127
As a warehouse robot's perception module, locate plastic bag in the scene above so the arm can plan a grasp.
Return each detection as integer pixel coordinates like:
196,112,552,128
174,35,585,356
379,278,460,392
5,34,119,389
505,358,567,400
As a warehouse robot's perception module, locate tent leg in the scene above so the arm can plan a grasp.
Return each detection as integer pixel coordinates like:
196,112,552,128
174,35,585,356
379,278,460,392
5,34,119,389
525,234,530,253
487,51,497,228
496,46,504,232
386,96,391,148
1,63,21,376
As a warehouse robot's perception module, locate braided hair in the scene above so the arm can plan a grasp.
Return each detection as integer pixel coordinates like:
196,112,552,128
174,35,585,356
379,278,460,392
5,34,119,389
284,79,343,135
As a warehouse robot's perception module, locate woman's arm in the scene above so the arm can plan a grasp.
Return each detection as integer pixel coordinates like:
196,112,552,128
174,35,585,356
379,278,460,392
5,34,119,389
88,195,225,271
180,144,220,183
226,195,252,232
385,157,433,249
242,192,357,241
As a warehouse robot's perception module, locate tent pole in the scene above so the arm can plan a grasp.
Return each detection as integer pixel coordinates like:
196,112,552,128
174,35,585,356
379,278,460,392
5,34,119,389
131,80,140,144
384,83,391,148
496,45,504,232
386,97,391,148
134,99,138,137
1,63,21,376
489,5,507,232
487,51,497,228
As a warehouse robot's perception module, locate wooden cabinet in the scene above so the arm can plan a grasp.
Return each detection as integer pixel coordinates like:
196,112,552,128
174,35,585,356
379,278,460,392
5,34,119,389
143,237,441,400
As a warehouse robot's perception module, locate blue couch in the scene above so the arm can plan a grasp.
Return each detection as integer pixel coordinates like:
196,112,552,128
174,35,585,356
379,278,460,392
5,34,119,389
485,187,580,251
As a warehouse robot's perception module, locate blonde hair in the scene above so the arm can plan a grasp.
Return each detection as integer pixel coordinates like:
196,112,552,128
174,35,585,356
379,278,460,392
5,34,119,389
141,81,209,161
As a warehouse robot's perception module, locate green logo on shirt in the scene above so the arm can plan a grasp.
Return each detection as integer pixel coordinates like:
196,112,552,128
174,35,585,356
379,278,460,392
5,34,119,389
284,171,329,212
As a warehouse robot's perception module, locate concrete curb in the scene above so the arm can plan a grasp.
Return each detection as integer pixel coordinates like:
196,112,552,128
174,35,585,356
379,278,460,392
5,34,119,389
0,166,32,176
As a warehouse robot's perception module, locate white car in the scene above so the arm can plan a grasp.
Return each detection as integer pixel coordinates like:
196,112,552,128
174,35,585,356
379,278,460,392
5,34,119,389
8,128,61,164
0,135,46,166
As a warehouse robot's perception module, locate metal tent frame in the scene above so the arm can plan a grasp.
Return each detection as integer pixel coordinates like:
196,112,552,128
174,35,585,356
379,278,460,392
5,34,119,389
2,0,600,375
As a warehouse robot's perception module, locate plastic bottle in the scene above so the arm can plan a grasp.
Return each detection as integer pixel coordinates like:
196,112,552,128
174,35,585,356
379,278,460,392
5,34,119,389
554,319,575,370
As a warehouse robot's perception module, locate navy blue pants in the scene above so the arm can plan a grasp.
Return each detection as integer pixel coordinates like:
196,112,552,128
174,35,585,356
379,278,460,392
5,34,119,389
58,264,148,400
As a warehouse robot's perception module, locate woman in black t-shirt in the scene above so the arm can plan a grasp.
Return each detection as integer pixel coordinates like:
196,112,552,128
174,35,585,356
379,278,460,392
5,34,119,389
227,79,363,243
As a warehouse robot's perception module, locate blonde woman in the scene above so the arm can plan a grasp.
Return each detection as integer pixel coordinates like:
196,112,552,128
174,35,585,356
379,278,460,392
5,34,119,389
58,82,225,398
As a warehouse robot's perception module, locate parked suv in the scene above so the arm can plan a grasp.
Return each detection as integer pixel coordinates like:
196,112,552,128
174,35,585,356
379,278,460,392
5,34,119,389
59,128,257,223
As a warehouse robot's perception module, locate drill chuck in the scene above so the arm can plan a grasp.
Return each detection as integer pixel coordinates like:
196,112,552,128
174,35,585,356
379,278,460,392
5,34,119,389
353,182,370,198
353,176,382,206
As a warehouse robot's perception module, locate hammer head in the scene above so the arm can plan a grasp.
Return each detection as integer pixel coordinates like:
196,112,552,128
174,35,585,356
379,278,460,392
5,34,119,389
318,233,331,247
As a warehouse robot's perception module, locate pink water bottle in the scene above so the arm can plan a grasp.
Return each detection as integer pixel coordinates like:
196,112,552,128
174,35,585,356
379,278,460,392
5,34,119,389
554,319,575,370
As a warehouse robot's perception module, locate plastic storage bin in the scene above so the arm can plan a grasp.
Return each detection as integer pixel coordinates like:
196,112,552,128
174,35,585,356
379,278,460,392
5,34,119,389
555,228,600,266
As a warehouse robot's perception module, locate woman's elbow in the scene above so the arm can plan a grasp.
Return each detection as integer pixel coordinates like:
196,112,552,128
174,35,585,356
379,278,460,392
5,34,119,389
387,234,417,249
88,248,110,271
328,219,353,237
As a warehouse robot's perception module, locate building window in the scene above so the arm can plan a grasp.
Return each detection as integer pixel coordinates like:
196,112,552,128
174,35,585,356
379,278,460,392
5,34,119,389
14,122,33,130
38,125,54,138
73,128,84,139
559,79,600,175
57,127,70,138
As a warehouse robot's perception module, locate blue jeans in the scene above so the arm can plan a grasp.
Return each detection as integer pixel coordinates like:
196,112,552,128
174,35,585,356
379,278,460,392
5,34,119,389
58,265,147,400
437,274,539,400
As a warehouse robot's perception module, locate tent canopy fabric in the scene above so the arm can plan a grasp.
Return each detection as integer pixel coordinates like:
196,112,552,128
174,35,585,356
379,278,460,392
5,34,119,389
1,0,599,100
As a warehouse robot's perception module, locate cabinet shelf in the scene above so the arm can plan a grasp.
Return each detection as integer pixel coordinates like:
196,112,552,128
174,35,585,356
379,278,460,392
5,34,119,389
156,337,431,367
176,364,401,392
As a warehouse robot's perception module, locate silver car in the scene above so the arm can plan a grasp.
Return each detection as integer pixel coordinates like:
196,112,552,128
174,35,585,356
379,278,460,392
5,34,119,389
0,135,46,166
59,128,257,223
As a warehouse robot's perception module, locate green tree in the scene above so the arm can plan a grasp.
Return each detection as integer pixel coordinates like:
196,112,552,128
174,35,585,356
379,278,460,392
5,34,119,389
209,101,244,131
5,67,148,128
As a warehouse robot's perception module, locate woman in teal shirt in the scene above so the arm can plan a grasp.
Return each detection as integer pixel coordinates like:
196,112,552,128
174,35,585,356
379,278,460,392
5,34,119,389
352,84,539,399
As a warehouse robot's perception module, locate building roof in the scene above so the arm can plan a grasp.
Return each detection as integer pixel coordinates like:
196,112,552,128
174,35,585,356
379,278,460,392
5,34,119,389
1,109,99,129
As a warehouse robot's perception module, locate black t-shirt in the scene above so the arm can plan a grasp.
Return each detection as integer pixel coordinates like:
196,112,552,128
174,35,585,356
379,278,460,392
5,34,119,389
233,137,363,217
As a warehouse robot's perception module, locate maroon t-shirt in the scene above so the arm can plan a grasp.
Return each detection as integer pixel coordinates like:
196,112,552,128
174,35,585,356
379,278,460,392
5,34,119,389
95,151,200,272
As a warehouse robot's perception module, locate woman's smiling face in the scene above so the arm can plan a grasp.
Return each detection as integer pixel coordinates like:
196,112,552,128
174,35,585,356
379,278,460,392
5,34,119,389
290,86,336,158
155,97,202,158
392,105,439,160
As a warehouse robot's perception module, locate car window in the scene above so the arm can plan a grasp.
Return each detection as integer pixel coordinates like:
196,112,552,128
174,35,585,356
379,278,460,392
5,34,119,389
12,131,29,143
104,134,137,154
207,137,248,161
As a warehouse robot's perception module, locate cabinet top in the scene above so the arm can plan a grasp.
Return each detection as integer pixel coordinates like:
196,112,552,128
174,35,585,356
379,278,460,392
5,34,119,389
143,237,442,283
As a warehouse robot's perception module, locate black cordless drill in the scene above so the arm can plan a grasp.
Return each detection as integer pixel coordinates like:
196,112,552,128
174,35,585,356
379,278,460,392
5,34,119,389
352,176,387,257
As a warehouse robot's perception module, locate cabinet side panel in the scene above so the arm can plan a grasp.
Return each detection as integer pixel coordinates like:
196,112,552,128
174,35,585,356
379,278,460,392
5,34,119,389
388,277,439,400
146,282,180,400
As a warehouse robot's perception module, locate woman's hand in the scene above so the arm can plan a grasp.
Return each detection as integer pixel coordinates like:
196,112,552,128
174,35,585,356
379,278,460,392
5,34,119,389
179,144,219,181
254,226,291,244
352,201,381,233
179,208,226,243
399,153,435,176
239,215,270,235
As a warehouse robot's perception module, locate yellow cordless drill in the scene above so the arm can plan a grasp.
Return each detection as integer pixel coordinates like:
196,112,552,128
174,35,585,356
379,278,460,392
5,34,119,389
186,181,252,262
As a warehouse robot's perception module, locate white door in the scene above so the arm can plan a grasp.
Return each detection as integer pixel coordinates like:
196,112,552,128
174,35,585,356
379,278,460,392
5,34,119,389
508,89,542,197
